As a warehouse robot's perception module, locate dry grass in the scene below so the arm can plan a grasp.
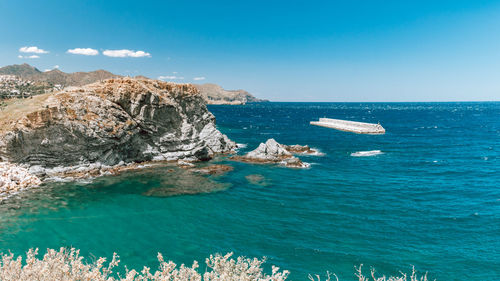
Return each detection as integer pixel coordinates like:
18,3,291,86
0,94,52,133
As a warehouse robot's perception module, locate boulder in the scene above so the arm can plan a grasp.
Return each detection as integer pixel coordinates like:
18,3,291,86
0,162,42,200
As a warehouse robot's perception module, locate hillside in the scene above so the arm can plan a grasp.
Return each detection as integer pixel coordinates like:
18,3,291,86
0,64,120,87
0,74,61,99
193,83,268,105
0,63,41,77
0,64,268,104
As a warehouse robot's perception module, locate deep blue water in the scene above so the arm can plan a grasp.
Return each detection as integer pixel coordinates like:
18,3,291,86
0,102,499,280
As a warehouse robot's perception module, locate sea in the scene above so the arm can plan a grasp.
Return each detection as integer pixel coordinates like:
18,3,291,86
0,102,498,280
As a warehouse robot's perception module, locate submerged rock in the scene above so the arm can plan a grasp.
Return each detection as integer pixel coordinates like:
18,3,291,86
191,164,234,176
142,168,231,197
245,174,270,186
0,78,236,176
232,139,309,168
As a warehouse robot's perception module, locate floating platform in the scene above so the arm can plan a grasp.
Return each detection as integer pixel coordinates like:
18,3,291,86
310,118,385,135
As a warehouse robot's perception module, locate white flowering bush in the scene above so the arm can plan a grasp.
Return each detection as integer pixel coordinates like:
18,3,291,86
0,248,288,281
0,248,431,281
309,265,431,281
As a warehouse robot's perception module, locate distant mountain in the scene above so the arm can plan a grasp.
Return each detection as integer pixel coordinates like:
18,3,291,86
0,64,120,87
193,83,268,105
0,63,41,77
0,64,268,104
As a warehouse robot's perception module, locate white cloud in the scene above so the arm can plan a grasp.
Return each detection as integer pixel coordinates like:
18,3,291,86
193,77,206,81
19,46,49,54
67,48,99,56
18,55,40,59
158,75,184,80
103,49,151,58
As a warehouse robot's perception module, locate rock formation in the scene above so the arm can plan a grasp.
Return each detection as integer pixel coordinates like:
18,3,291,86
232,139,310,168
283,144,322,155
0,77,236,182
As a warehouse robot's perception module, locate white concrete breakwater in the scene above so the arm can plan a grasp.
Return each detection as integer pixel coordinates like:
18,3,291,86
310,118,385,134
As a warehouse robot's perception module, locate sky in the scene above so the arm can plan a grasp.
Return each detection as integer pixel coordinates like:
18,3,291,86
1,0,500,102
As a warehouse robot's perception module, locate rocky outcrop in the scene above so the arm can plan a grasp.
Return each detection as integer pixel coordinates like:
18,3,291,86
231,139,310,168
0,162,41,198
0,78,236,178
283,144,323,155
193,83,268,105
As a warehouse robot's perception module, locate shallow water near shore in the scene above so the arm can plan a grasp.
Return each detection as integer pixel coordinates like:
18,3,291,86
0,102,499,280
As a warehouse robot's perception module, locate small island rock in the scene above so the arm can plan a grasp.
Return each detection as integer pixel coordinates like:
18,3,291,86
232,139,310,168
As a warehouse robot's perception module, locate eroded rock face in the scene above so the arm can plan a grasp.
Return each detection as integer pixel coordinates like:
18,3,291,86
0,78,236,172
232,139,310,168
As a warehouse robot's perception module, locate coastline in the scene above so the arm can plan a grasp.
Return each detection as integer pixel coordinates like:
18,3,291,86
0,102,498,280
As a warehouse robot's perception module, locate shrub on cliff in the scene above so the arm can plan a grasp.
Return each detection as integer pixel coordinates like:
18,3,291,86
0,248,288,281
0,248,430,281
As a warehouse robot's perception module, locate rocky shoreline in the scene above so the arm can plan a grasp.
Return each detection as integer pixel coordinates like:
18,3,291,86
0,77,239,201
0,137,324,200
0,78,320,201
0,162,42,200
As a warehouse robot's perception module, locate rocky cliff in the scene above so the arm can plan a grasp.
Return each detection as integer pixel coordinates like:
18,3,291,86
0,78,236,172
193,83,267,105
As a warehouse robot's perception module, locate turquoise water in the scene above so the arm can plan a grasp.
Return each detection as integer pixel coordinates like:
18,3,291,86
0,102,499,280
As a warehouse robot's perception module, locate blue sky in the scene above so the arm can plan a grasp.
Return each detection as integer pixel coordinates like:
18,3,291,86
1,0,500,101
